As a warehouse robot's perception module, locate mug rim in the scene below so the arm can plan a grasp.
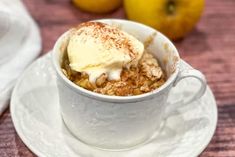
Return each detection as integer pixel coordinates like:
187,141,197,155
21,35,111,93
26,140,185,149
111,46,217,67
52,19,180,103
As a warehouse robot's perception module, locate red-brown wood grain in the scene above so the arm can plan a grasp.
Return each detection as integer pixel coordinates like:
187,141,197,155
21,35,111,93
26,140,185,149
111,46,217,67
0,0,235,156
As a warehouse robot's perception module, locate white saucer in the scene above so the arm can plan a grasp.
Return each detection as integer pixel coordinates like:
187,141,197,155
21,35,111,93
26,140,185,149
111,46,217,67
11,53,217,157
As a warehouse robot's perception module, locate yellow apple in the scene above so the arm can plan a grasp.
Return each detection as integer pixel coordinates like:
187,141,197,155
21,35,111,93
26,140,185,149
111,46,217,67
124,0,204,40
72,0,122,14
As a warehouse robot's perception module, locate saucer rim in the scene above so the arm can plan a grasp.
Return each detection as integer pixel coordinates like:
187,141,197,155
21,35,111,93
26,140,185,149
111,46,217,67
10,53,52,157
10,52,218,157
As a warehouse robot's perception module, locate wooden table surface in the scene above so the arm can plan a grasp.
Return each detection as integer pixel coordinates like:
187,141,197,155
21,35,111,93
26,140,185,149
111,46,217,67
0,0,235,156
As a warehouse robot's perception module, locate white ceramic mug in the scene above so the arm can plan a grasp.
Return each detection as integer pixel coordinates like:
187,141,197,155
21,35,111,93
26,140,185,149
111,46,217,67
52,19,207,150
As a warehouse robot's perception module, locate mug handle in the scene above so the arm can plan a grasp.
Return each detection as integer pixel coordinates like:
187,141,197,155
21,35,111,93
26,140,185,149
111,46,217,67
164,64,207,118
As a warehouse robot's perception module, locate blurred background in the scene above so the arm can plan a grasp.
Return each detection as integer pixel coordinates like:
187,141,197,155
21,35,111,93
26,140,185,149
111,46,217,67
0,0,235,156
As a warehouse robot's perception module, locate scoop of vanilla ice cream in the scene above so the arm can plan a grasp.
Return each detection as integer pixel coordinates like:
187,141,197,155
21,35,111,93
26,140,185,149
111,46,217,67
67,22,144,83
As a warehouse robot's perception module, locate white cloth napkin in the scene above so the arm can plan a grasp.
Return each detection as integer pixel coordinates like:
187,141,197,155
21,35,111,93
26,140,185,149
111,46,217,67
0,0,41,115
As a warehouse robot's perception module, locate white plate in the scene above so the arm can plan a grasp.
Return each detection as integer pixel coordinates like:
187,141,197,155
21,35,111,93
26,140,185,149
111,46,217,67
11,53,217,157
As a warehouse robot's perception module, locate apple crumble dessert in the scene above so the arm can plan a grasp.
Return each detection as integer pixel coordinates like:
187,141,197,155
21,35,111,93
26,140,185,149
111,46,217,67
61,22,166,96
